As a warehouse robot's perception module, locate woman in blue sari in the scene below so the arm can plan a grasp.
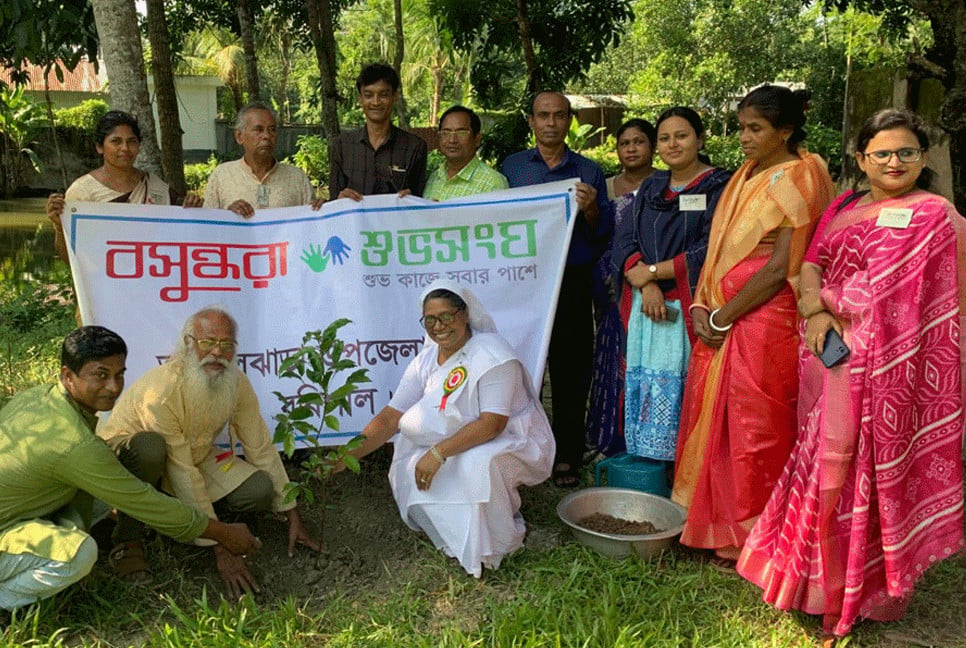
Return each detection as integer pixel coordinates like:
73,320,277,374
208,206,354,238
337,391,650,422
586,118,657,459
611,107,730,463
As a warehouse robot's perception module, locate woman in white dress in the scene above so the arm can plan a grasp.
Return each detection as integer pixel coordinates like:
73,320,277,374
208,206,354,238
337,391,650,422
347,279,554,577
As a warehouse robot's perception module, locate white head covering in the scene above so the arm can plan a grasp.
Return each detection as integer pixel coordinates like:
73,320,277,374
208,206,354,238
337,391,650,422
419,279,498,345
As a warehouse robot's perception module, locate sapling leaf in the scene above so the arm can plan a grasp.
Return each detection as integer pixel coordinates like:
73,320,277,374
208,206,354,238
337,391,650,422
343,454,361,473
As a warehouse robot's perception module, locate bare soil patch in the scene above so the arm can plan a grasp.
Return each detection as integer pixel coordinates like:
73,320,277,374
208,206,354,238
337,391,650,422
577,512,661,535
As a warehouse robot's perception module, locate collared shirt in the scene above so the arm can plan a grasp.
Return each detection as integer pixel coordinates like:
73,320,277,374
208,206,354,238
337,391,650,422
204,158,315,210
328,125,428,198
0,384,208,547
501,147,613,266
98,357,295,521
423,156,509,201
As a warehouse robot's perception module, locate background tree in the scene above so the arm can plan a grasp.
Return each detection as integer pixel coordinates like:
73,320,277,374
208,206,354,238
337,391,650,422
303,0,346,136
0,0,99,189
146,0,187,195
89,0,163,176
431,0,633,108
236,0,261,101
831,0,965,209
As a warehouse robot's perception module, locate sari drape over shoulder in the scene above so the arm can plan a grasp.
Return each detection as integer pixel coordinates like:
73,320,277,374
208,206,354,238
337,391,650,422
673,153,835,551
738,190,966,637
64,171,174,205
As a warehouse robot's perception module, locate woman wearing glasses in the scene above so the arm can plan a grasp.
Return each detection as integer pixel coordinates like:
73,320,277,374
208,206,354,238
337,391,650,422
738,110,966,638
345,280,554,577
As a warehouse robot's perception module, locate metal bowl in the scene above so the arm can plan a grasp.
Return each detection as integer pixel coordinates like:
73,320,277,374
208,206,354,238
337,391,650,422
556,487,687,559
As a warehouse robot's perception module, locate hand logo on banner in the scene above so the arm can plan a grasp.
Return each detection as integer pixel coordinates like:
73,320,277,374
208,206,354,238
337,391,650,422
300,244,330,272
301,236,352,273
323,236,352,264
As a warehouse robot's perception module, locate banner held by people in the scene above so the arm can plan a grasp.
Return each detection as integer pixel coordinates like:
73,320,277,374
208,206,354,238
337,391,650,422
62,180,577,444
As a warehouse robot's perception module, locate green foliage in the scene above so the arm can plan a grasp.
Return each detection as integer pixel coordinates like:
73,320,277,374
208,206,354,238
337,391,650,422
0,0,99,87
805,122,844,180
0,86,48,197
433,0,634,109
53,99,108,133
0,255,75,404
581,136,622,176
704,135,744,172
479,111,530,167
272,319,369,564
426,149,445,178
289,134,329,188
183,155,219,193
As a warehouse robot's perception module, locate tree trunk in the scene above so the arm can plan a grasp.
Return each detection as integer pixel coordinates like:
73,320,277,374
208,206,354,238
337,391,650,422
89,0,163,177
305,0,341,137
42,69,69,191
146,0,186,196
514,0,542,93
919,0,966,211
237,0,261,102
392,0,410,128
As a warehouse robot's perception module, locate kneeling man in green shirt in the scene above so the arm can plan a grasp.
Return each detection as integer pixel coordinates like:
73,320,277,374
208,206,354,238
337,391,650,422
0,326,260,611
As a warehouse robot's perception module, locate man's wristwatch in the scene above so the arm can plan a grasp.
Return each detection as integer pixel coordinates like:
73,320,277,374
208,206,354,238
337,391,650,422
648,264,658,275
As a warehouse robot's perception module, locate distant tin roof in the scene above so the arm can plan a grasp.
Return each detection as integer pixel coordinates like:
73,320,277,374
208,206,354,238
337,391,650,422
565,94,628,110
0,58,107,92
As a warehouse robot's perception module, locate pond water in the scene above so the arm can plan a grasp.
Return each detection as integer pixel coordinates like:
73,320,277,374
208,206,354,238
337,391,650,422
0,198,59,279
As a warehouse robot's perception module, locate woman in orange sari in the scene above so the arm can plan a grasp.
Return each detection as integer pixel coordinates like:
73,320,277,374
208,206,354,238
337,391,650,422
672,85,835,568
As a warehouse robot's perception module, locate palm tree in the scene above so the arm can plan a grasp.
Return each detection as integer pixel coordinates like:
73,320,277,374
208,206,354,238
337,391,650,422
180,28,247,114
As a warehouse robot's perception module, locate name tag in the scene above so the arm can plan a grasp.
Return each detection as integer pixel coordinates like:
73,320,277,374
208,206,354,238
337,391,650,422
876,207,913,229
256,185,270,208
679,194,707,211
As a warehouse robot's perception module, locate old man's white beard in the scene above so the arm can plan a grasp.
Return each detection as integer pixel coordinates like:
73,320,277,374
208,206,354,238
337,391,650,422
182,351,239,428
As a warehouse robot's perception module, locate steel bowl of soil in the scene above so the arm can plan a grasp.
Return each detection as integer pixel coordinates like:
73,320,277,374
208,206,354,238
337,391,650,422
556,487,687,559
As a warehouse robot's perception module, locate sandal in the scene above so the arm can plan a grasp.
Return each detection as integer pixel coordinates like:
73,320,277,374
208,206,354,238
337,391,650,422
109,540,152,585
552,463,580,489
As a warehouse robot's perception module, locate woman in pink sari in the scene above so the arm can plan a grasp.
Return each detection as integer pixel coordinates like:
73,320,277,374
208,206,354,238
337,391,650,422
673,85,835,567
738,110,966,638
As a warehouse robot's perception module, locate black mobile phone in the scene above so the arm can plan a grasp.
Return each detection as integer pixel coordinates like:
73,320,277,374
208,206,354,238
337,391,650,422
820,329,850,368
664,305,679,322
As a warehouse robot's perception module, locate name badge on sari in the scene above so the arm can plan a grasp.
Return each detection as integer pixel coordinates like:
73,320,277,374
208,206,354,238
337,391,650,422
439,365,467,411
679,194,706,211
148,191,165,204
876,207,913,229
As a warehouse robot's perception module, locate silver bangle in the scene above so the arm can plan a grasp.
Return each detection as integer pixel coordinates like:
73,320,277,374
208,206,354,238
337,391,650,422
429,445,446,464
709,308,733,332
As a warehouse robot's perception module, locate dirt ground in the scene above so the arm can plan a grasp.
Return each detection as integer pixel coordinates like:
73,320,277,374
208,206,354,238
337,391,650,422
93,446,569,604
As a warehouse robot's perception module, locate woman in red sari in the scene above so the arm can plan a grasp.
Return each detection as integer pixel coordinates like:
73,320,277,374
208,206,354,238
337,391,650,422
738,110,966,638
672,85,835,567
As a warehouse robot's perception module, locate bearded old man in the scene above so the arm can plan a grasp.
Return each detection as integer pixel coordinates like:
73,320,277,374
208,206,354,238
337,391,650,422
97,307,317,598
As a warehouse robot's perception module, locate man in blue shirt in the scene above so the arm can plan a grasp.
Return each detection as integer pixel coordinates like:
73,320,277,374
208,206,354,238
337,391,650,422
501,91,613,487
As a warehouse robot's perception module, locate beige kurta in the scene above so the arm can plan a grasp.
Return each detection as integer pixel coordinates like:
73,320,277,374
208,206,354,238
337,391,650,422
203,158,315,210
98,358,294,525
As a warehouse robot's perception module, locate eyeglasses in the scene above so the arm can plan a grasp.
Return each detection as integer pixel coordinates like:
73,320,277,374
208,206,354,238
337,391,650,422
439,128,473,140
187,335,237,351
862,148,923,165
419,310,462,329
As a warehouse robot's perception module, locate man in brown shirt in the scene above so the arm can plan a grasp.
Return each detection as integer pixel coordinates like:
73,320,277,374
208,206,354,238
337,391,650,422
328,63,428,200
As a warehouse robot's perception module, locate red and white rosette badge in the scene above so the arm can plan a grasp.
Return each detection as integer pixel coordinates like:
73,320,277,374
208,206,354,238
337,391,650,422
439,365,468,411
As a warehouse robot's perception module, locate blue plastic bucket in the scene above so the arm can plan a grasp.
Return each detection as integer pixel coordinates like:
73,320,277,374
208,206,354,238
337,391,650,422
595,453,669,497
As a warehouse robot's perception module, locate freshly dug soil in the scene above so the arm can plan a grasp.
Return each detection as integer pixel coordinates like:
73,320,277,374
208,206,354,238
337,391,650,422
577,512,662,535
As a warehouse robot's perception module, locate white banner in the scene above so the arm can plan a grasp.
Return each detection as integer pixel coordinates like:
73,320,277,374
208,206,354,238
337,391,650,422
63,179,578,444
